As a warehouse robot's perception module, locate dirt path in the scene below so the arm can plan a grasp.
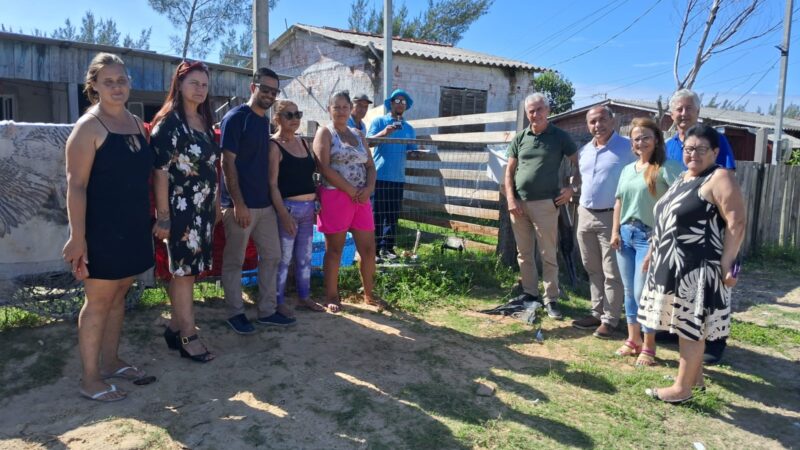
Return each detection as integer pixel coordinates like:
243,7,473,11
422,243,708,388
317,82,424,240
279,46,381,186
1,290,799,449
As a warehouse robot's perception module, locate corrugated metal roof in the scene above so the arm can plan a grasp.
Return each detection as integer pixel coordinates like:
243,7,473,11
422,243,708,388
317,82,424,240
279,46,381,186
551,98,800,132
274,24,545,72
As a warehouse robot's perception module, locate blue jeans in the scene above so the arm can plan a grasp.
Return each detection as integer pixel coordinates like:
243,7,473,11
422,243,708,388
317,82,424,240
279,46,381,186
276,200,315,304
616,220,652,333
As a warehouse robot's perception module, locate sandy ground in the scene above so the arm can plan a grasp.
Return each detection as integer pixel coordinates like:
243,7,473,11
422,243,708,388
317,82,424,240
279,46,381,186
0,270,799,449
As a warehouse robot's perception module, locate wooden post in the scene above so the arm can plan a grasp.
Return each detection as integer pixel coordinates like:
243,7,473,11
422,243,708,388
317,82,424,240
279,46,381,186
496,100,526,267
753,128,769,164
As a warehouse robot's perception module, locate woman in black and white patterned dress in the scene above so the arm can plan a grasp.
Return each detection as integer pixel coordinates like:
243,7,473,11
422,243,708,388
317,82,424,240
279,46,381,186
638,124,746,404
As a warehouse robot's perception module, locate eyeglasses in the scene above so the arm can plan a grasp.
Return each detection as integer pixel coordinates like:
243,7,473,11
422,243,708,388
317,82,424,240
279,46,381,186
683,146,712,155
254,83,280,96
632,135,653,143
392,97,407,105
280,111,303,120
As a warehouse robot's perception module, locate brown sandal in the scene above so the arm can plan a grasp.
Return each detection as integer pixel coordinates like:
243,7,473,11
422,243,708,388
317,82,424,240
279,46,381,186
614,340,642,357
635,348,658,367
325,298,343,313
296,298,325,312
365,297,390,312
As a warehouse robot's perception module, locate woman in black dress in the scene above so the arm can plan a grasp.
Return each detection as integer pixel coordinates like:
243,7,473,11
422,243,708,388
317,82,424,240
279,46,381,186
63,53,155,402
151,61,219,363
639,125,746,404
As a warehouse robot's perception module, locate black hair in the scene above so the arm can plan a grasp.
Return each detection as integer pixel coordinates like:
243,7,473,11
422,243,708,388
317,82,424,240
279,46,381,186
329,90,352,106
252,67,279,84
685,124,719,149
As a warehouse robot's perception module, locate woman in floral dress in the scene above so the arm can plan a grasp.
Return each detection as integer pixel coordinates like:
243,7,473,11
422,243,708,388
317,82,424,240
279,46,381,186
639,124,745,404
151,61,219,363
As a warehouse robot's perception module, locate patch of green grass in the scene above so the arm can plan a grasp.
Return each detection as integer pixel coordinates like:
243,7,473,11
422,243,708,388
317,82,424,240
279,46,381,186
0,307,47,331
746,244,800,275
730,319,800,348
398,219,498,246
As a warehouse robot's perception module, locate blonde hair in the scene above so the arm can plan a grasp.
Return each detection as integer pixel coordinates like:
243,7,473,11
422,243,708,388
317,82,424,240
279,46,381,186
83,53,126,105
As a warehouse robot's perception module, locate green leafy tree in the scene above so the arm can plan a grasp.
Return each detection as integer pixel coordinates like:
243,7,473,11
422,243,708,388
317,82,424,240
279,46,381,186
348,0,493,45
15,12,153,50
532,71,575,114
219,29,253,67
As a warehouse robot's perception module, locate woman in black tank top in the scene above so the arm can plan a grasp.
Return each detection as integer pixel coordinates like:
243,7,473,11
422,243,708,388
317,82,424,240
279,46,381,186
268,100,325,313
63,53,156,403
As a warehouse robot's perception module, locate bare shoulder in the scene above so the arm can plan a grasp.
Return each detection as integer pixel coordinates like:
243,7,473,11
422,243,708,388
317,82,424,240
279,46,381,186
69,112,106,142
710,167,738,187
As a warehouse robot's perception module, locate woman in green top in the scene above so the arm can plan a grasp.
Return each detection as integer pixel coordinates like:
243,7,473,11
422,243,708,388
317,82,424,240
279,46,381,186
610,117,682,365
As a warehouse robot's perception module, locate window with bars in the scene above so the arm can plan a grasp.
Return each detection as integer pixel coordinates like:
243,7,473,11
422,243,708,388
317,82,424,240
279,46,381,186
438,87,487,134
0,95,14,120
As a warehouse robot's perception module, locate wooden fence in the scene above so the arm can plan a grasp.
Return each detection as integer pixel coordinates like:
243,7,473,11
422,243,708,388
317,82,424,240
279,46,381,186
308,109,800,257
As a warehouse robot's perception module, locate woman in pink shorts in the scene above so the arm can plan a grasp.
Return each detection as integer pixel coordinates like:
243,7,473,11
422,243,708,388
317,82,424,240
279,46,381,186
313,91,388,312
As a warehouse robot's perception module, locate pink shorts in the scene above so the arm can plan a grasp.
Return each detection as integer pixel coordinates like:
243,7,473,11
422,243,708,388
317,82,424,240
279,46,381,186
317,187,375,233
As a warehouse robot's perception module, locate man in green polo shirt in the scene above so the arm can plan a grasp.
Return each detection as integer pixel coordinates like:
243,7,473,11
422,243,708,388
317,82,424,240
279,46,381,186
504,92,579,319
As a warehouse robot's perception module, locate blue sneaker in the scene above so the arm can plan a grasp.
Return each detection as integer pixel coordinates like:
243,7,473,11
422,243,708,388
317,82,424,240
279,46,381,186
227,313,256,335
256,312,297,327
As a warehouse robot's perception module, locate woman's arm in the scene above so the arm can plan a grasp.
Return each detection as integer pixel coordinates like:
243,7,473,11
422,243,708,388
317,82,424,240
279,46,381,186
312,128,358,197
152,170,170,241
356,133,377,203
268,141,296,236
63,118,100,280
708,169,747,287
610,198,622,250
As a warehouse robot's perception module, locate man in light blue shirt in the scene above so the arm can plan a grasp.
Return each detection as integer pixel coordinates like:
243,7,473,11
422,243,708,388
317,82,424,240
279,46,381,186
368,88,417,259
665,89,736,170
572,105,635,339
348,93,372,135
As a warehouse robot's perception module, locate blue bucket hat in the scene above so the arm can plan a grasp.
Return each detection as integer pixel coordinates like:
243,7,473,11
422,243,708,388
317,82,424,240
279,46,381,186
384,89,413,111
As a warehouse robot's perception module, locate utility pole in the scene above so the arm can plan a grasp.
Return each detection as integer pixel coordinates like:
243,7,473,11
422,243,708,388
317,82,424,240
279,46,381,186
253,0,270,70
383,0,393,103
772,0,793,164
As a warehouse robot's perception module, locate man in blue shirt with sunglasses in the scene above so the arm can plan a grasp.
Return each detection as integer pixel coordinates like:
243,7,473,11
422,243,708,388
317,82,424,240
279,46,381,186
368,89,417,261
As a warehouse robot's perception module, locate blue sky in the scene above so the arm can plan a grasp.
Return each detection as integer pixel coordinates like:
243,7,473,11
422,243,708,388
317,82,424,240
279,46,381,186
2,0,797,112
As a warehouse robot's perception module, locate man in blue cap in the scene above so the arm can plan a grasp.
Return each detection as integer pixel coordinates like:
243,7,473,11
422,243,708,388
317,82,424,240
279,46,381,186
368,89,417,261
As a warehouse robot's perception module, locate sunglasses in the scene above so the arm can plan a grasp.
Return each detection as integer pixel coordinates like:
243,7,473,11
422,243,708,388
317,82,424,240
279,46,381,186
392,97,407,105
280,111,303,120
254,83,280,96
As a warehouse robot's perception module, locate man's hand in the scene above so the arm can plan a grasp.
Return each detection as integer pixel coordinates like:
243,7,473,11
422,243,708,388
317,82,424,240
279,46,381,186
508,197,524,217
554,187,574,206
234,204,251,229
278,212,297,237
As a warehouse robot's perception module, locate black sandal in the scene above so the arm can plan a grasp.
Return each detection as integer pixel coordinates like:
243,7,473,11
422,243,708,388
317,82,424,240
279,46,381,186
164,327,180,350
179,334,215,363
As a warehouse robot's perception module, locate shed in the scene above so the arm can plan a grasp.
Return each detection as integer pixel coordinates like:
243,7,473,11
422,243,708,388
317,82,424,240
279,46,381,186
0,31,254,123
269,24,546,131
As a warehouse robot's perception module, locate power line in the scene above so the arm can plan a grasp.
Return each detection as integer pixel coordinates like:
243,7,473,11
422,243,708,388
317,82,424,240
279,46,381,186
728,58,781,108
550,0,663,67
511,0,630,60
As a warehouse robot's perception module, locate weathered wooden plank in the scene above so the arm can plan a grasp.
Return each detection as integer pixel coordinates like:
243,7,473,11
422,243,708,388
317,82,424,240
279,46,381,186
127,55,145,90
404,199,499,220
756,163,773,246
32,43,47,81
407,110,516,129
399,212,499,237
142,58,160,91
411,150,490,164
406,159,486,171
421,130,515,144
404,174,498,191
13,41,32,79
0,40,14,77
406,167,494,183
770,164,786,243
404,189,500,211
404,182,499,202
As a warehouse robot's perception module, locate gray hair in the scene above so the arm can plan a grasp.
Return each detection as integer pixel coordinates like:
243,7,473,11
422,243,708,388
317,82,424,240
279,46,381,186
524,92,550,108
587,105,615,119
669,89,701,111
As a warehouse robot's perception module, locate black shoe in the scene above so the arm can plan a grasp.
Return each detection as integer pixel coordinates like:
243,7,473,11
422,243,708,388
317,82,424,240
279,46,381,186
703,338,727,365
257,312,297,327
163,327,180,350
227,313,256,335
178,333,215,363
572,316,601,329
545,303,563,320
